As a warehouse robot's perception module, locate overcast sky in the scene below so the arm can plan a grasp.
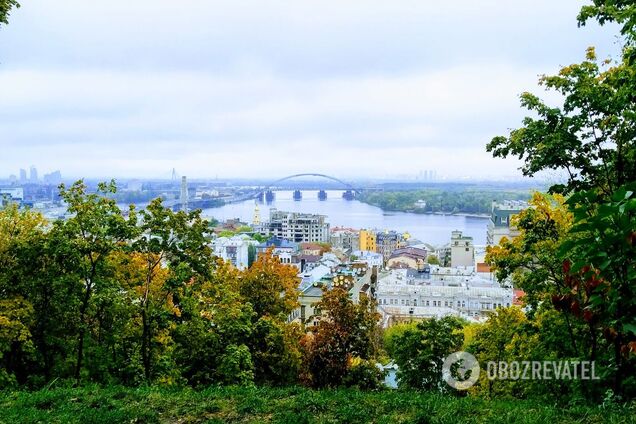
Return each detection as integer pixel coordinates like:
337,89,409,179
0,1,620,180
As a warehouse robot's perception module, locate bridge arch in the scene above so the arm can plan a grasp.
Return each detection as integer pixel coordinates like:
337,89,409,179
259,173,360,194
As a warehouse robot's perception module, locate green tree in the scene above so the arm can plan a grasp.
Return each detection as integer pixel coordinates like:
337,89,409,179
426,254,440,265
54,180,135,384
172,261,255,386
129,198,213,382
487,47,636,197
560,186,636,396
391,316,464,391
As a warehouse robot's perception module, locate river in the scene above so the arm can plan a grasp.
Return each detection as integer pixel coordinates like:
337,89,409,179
201,190,489,246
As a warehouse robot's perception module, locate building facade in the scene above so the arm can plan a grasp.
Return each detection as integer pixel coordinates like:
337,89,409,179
387,247,428,270
267,209,330,243
376,231,403,262
376,268,513,326
211,235,255,270
359,229,377,252
330,227,360,252
486,200,529,246
450,230,474,267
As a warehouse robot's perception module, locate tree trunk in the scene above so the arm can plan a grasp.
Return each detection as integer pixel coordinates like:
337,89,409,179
74,281,93,385
141,307,151,381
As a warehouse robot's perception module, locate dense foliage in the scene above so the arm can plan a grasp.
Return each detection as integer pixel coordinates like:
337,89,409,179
0,182,386,390
391,317,464,391
0,183,293,387
484,1,636,401
358,189,530,215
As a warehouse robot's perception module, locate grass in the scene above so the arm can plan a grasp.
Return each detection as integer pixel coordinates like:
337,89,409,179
0,385,634,424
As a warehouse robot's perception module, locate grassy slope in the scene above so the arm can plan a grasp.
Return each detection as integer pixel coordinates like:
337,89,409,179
0,386,634,424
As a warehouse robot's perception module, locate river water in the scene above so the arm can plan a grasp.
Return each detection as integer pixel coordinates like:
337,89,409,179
201,190,489,246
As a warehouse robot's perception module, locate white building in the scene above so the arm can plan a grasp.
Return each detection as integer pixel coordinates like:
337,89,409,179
266,209,330,243
212,235,256,270
376,268,513,326
450,230,474,267
351,250,384,268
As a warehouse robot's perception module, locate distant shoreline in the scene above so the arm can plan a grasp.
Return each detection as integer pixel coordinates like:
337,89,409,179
366,205,491,219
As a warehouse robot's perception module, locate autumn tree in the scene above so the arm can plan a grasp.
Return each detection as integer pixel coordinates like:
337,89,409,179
238,250,302,385
239,249,299,318
301,288,381,388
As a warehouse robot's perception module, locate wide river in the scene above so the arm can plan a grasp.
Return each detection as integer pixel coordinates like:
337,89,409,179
201,190,489,246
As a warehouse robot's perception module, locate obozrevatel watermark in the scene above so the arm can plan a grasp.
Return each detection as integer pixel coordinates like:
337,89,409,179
442,352,600,390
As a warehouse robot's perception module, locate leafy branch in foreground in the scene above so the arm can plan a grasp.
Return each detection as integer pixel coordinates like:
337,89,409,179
0,0,19,26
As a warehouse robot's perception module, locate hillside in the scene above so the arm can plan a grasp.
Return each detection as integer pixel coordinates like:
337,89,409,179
1,386,634,424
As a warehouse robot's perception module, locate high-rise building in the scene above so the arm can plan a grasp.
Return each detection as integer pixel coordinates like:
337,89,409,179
266,209,329,243
29,166,38,182
19,169,27,182
180,176,188,213
43,170,62,185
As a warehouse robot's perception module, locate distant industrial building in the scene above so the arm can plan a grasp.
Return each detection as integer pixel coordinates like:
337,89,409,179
486,200,529,246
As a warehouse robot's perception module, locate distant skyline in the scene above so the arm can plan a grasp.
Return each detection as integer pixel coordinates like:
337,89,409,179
0,1,620,180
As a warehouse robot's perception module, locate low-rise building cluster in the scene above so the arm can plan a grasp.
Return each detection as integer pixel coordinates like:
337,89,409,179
209,199,529,329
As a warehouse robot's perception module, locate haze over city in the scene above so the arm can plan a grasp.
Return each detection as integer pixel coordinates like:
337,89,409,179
0,0,619,180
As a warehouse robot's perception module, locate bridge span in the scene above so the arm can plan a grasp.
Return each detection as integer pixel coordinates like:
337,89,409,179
168,173,379,211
